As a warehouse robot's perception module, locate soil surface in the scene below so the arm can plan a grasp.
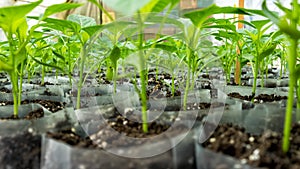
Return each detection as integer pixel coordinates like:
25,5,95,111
0,132,41,169
0,99,65,112
0,108,44,120
228,92,287,103
47,108,187,149
202,123,300,169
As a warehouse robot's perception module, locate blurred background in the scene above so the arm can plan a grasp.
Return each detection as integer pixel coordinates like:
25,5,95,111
0,0,296,41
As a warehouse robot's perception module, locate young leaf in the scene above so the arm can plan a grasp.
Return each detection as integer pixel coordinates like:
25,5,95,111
262,0,279,25
109,46,121,68
52,50,66,62
16,18,28,42
258,44,276,62
42,3,82,20
184,4,256,27
30,17,81,33
0,0,42,33
251,19,271,30
29,55,65,73
295,64,300,80
82,25,103,37
67,14,96,28
0,59,12,71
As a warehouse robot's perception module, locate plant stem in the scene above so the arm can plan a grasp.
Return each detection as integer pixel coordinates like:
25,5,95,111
18,63,24,106
7,32,19,117
137,11,148,133
282,0,299,153
113,66,117,93
68,44,73,86
171,73,175,97
183,49,191,110
10,71,19,117
41,65,45,85
283,37,297,153
76,49,85,109
251,44,260,101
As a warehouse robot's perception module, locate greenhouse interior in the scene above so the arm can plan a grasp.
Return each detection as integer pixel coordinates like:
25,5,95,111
0,0,300,168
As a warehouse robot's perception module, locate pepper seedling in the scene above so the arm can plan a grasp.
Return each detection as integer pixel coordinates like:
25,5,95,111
262,0,300,153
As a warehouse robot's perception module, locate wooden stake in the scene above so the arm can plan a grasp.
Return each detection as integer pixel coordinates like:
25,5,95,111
234,0,244,85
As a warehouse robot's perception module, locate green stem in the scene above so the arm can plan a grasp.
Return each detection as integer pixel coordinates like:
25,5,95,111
252,44,260,101
183,50,191,110
7,32,19,117
283,0,299,153
68,44,73,86
137,11,148,133
283,38,298,153
280,57,283,80
238,52,242,86
76,49,85,109
10,71,19,117
251,60,258,101
18,63,24,106
113,66,117,93
296,79,300,112
171,73,175,97
42,65,45,85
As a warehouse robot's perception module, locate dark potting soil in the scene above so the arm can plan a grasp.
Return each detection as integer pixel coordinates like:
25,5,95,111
0,87,10,93
47,130,96,148
0,99,65,112
228,92,287,103
0,107,44,120
47,108,187,150
202,123,300,169
0,131,41,169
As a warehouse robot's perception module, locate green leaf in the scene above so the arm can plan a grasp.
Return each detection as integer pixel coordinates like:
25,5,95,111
295,64,300,80
146,15,184,30
274,1,292,18
262,0,279,25
184,4,260,27
233,20,256,29
67,14,96,28
102,0,151,16
203,24,236,32
109,46,121,68
212,31,239,41
42,3,82,20
52,50,66,62
251,19,270,30
0,59,12,71
16,18,28,42
258,44,276,62
152,44,177,53
106,64,114,80
0,0,42,33
30,16,81,33
82,25,103,37
15,45,27,68
29,55,65,73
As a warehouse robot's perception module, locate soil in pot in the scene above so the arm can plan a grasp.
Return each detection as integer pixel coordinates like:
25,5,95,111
0,131,41,169
0,99,66,113
45,105,196,169
201,123,300,169
228,92,287,103
0,107,44,120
